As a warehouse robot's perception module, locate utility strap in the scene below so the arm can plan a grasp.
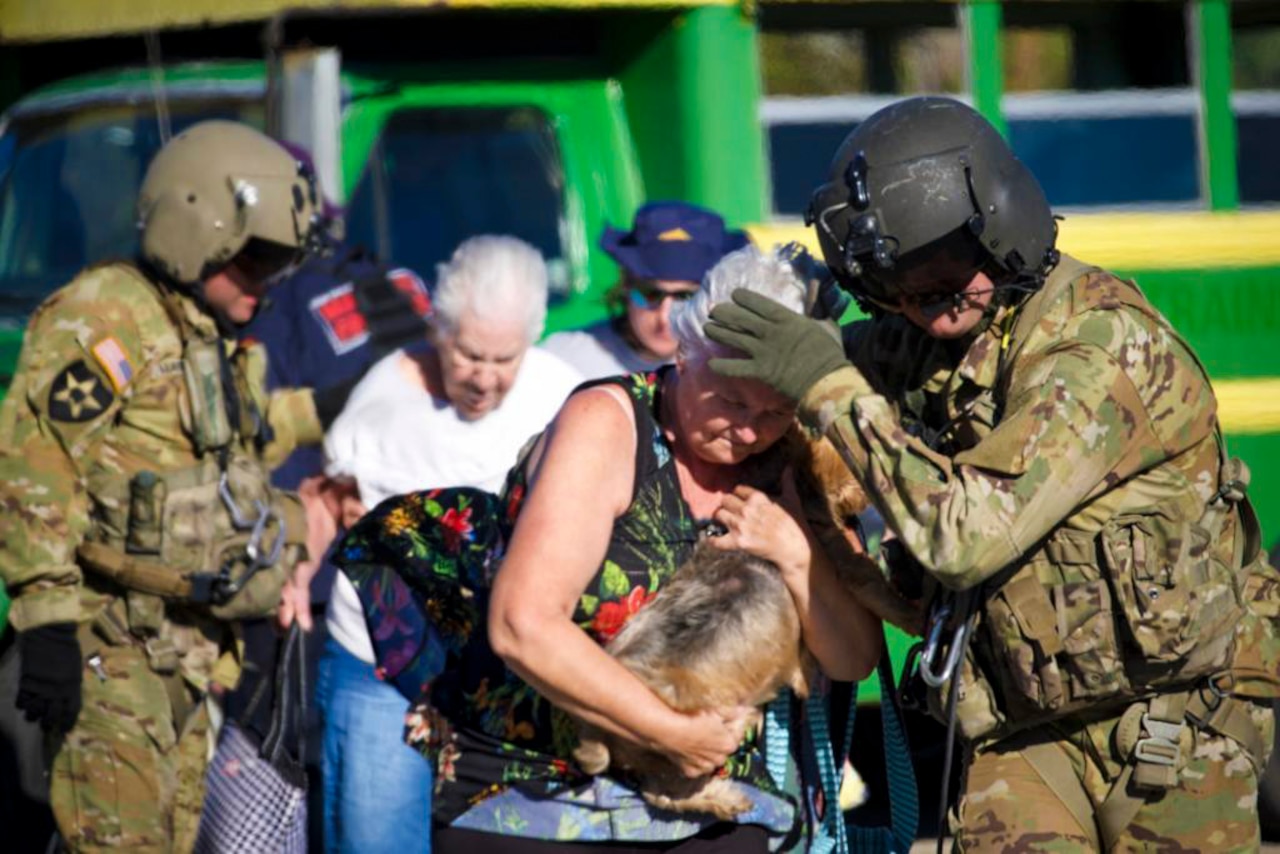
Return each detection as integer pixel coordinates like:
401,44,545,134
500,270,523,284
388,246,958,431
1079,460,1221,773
1020,739,1100,850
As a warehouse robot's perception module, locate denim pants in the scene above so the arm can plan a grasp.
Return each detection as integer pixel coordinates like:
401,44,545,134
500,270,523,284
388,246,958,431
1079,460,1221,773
317,635,432,853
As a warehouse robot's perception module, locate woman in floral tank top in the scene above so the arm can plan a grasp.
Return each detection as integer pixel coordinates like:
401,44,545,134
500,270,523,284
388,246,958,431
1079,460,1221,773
334,246,882,852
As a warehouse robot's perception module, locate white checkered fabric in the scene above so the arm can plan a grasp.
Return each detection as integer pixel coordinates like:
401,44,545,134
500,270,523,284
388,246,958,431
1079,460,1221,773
195,722,307,854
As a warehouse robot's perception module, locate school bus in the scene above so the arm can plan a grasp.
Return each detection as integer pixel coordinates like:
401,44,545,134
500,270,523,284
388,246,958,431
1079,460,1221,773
1,1,1278,731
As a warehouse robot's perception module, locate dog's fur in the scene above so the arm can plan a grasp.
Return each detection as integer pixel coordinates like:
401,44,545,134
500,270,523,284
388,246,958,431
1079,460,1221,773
573,543,811,819
572,428,921,819
785,427,925,635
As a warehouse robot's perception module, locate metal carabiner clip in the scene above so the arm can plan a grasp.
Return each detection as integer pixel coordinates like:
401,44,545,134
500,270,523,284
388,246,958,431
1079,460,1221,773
219,471,259,531
919,600,970,689
245,504,284,569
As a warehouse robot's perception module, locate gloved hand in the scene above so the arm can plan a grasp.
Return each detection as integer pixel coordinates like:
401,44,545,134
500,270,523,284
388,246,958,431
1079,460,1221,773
705,289,849,403
16,622,83,732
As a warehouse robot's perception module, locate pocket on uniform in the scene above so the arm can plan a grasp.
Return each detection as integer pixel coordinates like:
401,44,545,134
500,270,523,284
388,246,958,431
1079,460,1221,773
984,569,1065,712
55,707,166,848
1051,578,1126,700
1101,514,1240,677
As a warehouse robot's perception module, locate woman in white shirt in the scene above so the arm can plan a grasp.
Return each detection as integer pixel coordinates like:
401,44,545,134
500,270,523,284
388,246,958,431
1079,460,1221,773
309,235,581,854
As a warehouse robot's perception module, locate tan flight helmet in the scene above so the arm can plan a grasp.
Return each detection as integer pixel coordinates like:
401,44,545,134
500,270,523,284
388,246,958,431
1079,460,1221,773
138,120,322,286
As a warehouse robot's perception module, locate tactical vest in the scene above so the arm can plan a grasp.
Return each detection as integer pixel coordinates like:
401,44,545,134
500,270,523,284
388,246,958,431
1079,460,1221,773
923,257,1280,743
77,273,305,624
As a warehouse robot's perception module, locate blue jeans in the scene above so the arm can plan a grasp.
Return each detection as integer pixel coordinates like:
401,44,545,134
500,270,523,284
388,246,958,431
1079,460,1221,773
316,635,432,853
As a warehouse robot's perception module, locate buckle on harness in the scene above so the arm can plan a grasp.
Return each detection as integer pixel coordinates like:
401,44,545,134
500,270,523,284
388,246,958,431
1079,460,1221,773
187,569,232,606
1134,714,1183,768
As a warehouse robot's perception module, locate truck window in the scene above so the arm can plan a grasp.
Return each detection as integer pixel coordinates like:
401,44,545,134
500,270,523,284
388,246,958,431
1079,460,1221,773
0,101,261,325
345,106,570,299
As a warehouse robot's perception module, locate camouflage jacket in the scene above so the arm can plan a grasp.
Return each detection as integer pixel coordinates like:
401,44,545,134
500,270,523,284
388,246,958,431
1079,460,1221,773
802,257,1219,591
0,262,321,640
801,256,1277,733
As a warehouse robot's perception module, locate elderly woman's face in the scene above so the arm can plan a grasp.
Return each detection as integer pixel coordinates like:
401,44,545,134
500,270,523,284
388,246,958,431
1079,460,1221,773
437,310,529,420
676,355,795,465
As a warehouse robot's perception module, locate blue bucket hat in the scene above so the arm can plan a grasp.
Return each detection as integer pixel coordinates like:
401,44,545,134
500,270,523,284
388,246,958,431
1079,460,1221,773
600,201,751,283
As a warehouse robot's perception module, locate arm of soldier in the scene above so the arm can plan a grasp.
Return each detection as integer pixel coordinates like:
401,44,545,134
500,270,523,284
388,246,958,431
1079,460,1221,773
260,386,325,468
0,293,141,628
711,483,881,682
489,389,751,778
799,317,1161,591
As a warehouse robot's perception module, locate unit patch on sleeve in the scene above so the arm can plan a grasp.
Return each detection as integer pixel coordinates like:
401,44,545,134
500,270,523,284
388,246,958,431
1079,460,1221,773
47,361,115,423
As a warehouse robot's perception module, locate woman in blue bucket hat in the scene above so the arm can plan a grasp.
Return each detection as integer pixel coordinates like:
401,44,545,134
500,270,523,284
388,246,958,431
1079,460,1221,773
543,201,750,378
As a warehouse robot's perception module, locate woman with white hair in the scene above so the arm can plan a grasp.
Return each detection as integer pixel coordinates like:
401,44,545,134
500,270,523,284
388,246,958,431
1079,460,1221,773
313,235,582,854
333,244,881,852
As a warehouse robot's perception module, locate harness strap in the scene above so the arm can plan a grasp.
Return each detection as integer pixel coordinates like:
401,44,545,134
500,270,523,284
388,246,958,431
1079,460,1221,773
1020,739,1101,850
1187,687,1266,766
1095,686,1268,845
1102,692,1191,843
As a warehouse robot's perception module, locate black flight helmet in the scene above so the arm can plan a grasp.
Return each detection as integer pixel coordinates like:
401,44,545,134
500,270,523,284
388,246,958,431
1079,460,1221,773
807,97,1058,309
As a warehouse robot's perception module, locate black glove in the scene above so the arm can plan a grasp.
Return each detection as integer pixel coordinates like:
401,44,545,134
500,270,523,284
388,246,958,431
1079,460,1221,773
352,268,431,359
16,622,83,733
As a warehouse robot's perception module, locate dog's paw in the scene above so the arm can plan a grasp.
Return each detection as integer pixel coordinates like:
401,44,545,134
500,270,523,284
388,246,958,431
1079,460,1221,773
572,740,611,775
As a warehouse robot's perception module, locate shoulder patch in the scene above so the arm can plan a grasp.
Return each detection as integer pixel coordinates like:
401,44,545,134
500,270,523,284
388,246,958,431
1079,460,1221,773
47,361,114,423
90,336,135,393
309,268,432,356
309,282,366,355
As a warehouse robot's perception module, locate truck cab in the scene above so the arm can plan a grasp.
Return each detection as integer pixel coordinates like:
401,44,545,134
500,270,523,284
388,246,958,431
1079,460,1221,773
0,2,765,382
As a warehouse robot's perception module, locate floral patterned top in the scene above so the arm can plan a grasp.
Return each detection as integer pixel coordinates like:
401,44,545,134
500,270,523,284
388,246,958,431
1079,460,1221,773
332,370,802,844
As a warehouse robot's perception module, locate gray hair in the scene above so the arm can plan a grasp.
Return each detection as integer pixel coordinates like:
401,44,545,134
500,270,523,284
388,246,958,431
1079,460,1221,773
432,235,548,342
669,244,807,365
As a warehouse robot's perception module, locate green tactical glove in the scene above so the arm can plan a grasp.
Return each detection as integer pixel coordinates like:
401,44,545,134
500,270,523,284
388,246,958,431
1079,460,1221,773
705,289,849,403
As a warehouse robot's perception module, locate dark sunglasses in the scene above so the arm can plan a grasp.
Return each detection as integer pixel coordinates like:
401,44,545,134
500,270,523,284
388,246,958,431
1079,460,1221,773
626,282,699,309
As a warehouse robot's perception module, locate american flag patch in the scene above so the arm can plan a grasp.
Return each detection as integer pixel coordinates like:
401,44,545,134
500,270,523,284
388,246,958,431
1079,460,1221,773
90,336,134,393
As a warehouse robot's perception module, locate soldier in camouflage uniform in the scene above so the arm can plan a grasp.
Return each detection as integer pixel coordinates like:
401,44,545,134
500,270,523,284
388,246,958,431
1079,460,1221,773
705,97,1280,851
0,121,338,852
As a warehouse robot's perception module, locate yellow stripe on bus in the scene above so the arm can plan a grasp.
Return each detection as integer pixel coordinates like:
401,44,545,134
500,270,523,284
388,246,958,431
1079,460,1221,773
1215,379,1280,435
749,210,1280,272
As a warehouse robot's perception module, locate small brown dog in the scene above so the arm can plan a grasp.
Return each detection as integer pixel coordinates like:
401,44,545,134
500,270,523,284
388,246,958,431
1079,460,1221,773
785,427,926,635
573,542,811,819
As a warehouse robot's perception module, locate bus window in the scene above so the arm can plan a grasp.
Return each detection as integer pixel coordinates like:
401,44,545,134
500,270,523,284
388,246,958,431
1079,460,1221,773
345,106,571,301
0,101,262,325
759,4,964,217
1233,16,1280,205
761,2,1215,215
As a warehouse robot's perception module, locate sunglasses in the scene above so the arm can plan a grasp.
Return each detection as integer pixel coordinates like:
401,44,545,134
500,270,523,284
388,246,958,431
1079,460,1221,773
626,282,699,310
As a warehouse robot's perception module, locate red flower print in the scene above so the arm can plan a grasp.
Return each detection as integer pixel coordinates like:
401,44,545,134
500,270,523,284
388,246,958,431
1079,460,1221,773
506,483,525,522
591,585,655,643
439,506,474,552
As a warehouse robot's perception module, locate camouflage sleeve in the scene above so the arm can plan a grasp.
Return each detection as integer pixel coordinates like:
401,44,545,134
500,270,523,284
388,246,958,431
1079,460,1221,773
799,305,1201,591
236,340,324,469
262,386,324,469
0,284,144,628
